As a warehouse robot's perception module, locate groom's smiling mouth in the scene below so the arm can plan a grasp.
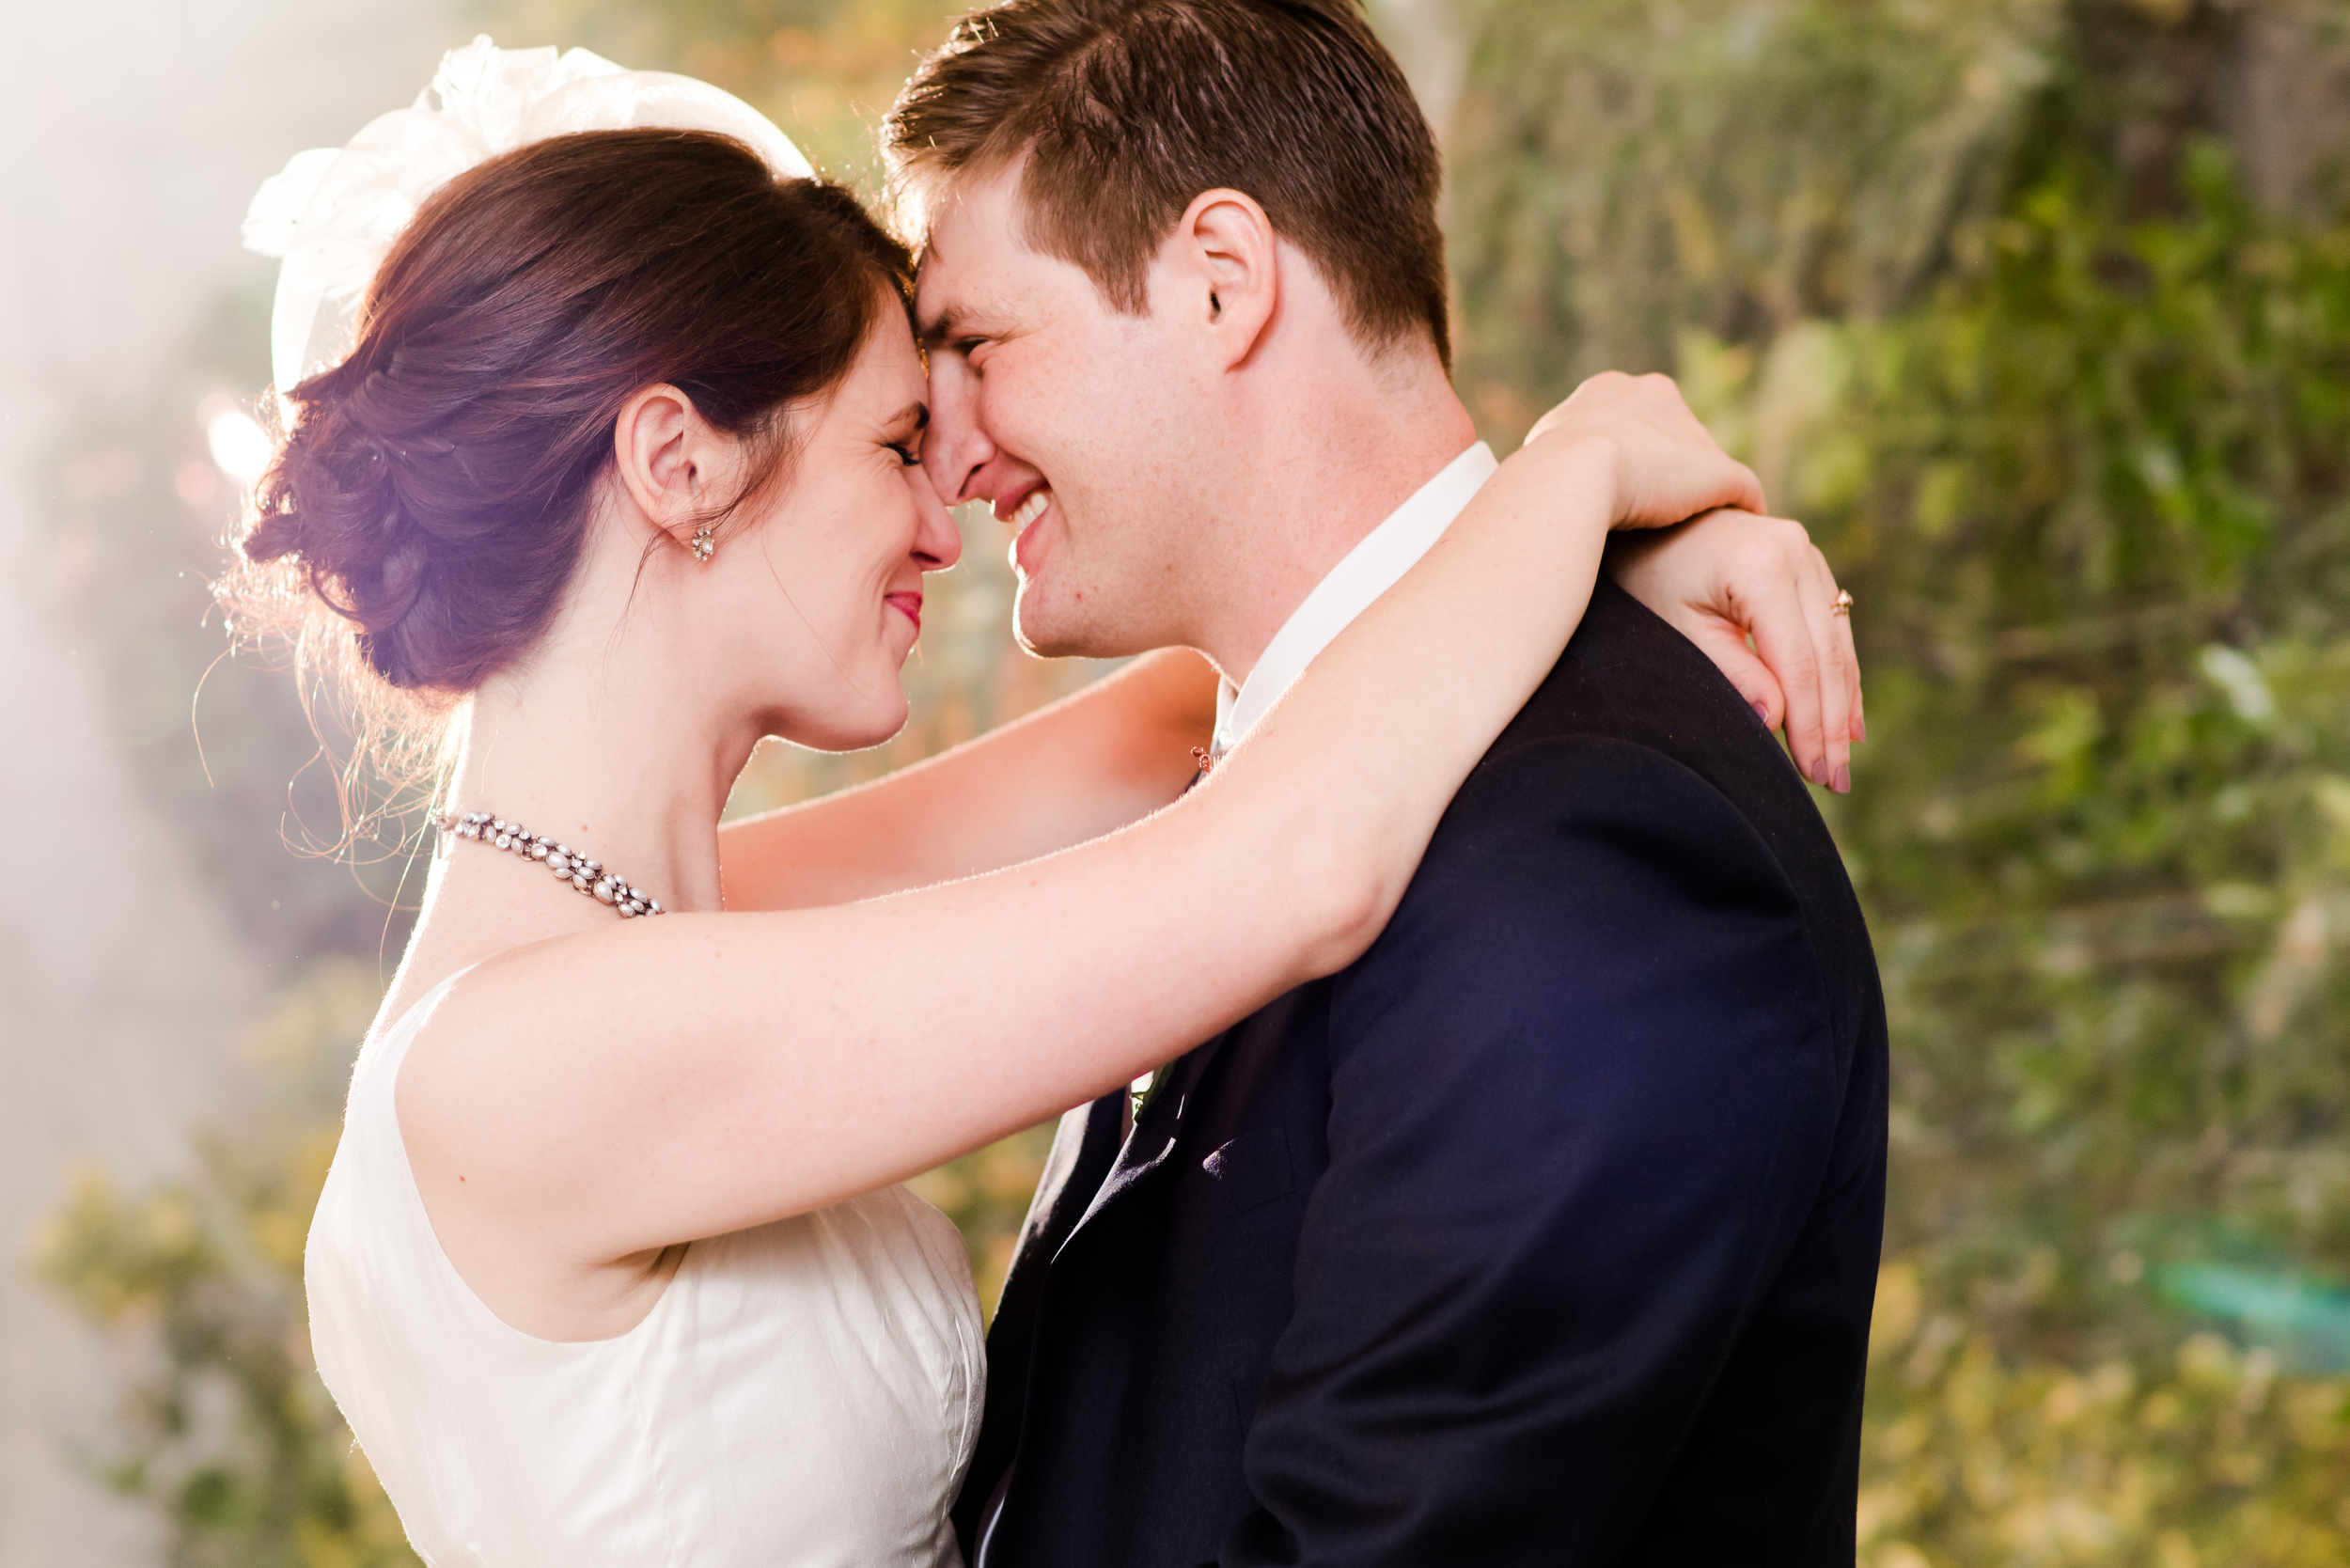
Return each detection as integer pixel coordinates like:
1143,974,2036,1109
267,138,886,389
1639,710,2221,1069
997,485,1055,573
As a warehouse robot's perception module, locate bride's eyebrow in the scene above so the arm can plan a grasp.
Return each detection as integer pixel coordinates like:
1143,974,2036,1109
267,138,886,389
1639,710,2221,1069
884,402,930,435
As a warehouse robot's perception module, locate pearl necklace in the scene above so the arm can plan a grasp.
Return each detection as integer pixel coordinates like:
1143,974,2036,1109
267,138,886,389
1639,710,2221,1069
434,810,666,918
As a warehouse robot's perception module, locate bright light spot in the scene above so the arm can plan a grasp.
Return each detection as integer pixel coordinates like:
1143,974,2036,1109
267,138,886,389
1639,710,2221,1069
205,407,274,487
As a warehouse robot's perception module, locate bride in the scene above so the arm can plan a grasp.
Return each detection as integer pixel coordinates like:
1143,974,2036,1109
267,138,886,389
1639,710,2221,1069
239,40,1856,1568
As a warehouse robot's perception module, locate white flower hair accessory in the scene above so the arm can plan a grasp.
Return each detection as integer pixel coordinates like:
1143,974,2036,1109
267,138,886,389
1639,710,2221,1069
243,36,814,393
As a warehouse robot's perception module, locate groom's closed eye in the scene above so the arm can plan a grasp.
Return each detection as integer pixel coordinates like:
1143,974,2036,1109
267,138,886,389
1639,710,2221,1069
917,311,991,366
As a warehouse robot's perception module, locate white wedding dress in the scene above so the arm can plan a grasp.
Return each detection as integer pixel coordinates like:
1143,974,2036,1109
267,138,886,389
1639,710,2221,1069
306,968,983,1567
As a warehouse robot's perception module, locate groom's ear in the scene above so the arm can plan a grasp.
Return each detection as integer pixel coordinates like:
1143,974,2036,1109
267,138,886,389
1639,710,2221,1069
1167,188,1279,370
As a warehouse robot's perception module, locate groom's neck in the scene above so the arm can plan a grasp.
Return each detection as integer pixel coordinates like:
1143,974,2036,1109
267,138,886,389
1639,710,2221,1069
1187,349,1479,689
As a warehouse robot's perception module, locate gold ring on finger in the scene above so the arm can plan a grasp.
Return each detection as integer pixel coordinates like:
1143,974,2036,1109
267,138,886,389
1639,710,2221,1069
1830,589,1855,617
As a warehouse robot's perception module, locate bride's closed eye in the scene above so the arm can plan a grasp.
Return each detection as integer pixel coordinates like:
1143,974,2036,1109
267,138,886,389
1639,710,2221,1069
882,400,930,469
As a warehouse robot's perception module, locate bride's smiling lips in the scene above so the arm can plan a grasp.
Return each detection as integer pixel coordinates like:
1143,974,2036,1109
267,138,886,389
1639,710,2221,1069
885,590,923,635
996,483,1054,574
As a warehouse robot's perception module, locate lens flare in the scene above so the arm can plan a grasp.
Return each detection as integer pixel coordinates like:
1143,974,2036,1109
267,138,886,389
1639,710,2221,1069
205,407,273,487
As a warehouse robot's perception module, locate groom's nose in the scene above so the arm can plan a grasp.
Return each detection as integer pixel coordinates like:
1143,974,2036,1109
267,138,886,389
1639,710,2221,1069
922,353,998,508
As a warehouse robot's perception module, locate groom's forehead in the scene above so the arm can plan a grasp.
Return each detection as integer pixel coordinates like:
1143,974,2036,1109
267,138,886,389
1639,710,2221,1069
911,196,977,332
912,248,1003,344
914,206,1048,341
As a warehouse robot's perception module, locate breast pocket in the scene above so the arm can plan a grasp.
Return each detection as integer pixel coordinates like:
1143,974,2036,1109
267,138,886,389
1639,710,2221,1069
1199,1123,1295,1216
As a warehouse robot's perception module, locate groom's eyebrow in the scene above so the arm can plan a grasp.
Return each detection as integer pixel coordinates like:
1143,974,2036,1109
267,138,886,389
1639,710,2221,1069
917,292,1013,350
916,306,965,350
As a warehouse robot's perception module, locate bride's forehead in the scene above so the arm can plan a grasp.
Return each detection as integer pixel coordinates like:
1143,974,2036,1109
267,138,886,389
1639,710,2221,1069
835,321,927,397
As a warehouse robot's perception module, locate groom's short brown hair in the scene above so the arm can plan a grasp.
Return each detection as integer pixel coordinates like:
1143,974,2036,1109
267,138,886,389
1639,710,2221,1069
885,0,1450,367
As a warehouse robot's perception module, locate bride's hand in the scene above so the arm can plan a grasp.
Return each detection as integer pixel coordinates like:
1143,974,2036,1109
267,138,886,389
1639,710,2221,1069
1523,370,1766,529
1608,510,1863,793
1518,371,1859,792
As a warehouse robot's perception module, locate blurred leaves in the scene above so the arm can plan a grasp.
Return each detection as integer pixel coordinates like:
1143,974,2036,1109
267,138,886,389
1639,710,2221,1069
470,0,967,196
33,963,418,1568
1455,0,2350,1558
1862,1264,2350,1567
1449,0,2062,424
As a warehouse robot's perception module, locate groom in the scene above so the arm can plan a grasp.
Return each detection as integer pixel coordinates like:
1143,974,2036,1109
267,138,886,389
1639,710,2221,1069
888,2,1888,1562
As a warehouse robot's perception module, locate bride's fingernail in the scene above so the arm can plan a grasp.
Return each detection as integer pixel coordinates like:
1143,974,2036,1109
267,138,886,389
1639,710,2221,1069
1833,763,1851,794
1751,700,1769,725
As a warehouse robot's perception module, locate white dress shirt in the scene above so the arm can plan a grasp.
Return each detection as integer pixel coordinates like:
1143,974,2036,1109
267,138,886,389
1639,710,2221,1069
1211,441,1499,757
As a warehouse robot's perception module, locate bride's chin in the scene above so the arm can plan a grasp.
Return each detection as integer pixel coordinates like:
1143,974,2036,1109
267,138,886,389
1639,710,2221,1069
862,701,913,750
775,697,911,755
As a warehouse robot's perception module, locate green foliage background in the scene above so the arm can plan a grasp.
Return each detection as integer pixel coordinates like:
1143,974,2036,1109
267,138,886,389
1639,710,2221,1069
28,1,2350,1564
1445,0,2350,1557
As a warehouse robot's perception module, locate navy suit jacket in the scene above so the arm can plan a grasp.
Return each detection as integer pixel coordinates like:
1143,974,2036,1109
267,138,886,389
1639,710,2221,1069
958,577,1888,1567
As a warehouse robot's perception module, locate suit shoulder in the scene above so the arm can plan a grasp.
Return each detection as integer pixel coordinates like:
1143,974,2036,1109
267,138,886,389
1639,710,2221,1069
1324,735,1815,1027
1331,733,1832,1065
1433,732,1796,904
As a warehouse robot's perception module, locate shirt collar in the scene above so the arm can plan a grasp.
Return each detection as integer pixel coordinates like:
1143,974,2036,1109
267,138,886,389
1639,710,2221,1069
1212,441,1498,755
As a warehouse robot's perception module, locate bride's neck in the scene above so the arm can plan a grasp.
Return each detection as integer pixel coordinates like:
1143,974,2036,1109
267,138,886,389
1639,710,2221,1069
441,579,760,920
380,533,766,1025
445,692,738,919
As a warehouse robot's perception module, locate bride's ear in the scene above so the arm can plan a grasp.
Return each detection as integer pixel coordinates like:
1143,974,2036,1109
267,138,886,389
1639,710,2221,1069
612,384,713,548
1169,189,1278,370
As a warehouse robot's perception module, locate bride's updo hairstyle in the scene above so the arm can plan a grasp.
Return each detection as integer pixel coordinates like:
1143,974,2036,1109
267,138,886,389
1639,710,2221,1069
232,129,910,714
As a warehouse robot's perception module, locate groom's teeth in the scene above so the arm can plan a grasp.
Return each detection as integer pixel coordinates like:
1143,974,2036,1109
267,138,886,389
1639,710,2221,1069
1011,490,1051,528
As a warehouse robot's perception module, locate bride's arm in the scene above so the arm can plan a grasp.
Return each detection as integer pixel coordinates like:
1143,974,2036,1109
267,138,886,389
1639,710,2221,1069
716,514,1859,915
402,375,1769,1280
716,647,1216,912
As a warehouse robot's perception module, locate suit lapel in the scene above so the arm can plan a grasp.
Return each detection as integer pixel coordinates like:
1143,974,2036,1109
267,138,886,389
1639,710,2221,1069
997,1090,1124,1318
1061,1027,1235,1252
961,1051,1226,1556
956,1089,1128,1557
971,991,1322,1560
